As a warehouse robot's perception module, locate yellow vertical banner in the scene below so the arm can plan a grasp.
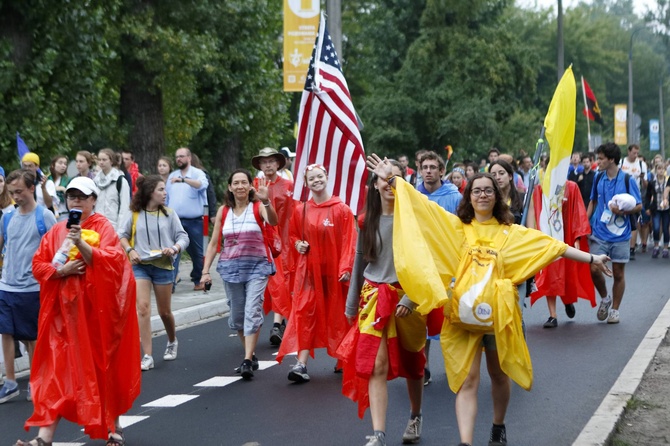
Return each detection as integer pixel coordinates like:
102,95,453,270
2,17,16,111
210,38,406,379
614,104,628,145
283,0,320,92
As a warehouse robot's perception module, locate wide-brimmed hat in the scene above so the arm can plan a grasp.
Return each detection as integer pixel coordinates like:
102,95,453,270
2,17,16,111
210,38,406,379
251,147,286,170
66,176,100,197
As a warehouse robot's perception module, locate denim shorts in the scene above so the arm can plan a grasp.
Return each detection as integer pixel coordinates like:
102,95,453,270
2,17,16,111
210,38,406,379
132,263,174,285
589,235,630,263
0,290,40,340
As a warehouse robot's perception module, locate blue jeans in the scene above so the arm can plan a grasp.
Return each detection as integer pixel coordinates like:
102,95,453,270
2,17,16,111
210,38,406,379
652,210,670,244
174,216,204,285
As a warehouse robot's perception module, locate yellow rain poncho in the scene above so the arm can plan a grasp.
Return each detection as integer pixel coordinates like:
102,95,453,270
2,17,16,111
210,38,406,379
393,180,567,392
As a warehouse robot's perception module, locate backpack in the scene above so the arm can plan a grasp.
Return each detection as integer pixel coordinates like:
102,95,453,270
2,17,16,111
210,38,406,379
593,171,630,196
221,201,282,259
2,205,48,243
447,224,510,333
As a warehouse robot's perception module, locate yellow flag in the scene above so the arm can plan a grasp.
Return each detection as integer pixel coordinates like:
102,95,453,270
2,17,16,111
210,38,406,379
538,66,576,242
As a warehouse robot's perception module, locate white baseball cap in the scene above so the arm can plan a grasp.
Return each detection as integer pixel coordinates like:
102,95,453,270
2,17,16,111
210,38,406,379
66,176,100,197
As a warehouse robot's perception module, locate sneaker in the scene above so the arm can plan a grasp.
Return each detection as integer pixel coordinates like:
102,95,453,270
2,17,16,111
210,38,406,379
140,354,154,371
641,244,647,253
235,355,259,373
288,362,310,383
663,249,669,259
423,368,431,386
402,415,422,444
269,325,283,346
240,360,254,380
0,374,4,386
597,297,612,321
26,384,31,401
163,339,178,361
629,247,636,260
565,303,576,319
0,382,20,404
488,424,507,446
543,317,558,328
652,247,660,258
607,309,620,324
364,434,386,446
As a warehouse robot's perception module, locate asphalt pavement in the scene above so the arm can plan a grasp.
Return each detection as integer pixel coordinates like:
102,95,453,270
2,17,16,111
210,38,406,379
1,255,669,445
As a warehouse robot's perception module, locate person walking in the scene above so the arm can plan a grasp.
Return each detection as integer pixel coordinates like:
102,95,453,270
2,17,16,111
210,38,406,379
337,160,430,446
276,164,356,383
647,162,670,258
15,176,140,446
118,175,189,372
74,150,96,179
47,155,69,221
166,147,209,291
157,156,172,184
20,153,58,214
0,170,56,404
368,156,612,446
93,148,131,231
202,169,277,380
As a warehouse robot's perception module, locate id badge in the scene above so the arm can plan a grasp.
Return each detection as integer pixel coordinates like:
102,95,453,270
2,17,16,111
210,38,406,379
601,209,613,223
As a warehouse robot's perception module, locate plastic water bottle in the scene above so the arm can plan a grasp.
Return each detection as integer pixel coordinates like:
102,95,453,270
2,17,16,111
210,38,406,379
52,238,73,268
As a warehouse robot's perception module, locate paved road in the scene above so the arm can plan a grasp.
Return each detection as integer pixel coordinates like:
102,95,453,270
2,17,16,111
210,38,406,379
1,254,669,445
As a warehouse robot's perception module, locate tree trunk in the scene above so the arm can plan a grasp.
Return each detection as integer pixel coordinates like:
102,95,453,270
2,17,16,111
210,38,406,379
120,57,165,174
212,135,242,177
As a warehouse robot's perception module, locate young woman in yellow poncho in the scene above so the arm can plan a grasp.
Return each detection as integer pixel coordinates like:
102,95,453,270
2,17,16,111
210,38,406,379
368,155,612,446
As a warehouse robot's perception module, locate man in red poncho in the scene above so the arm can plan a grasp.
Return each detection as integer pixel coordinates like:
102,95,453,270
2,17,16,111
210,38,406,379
15,177,140,446
252,147,296,346
528,180,595,328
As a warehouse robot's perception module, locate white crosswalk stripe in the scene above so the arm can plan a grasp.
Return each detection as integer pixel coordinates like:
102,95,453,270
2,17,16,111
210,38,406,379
142,394,199,407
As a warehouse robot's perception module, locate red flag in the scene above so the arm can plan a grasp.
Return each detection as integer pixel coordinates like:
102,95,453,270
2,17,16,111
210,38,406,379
293,14,367,213
581,77,604,126
445,145,453,160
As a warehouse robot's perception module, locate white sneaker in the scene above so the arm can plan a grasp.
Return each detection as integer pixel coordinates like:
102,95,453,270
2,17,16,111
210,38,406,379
163,339,178,361
607,309,620,324
597,297,612,321
141,354,154,371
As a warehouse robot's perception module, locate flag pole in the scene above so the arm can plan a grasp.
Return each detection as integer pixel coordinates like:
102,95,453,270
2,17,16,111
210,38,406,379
520,128,547,227
581,76,592,152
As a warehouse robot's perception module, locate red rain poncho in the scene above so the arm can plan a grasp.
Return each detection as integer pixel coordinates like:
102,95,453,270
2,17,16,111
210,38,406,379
277,196,356,363
27,213,140,439
530,181,595,306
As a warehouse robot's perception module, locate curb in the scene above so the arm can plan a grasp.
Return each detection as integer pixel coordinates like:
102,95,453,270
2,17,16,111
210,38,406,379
573,296,670,445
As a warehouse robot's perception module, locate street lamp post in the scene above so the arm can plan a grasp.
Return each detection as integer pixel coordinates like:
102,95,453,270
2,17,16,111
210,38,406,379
628,28,644,145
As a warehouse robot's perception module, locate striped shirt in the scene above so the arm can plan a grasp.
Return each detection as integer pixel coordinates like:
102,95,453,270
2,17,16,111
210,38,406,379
216,203,274,283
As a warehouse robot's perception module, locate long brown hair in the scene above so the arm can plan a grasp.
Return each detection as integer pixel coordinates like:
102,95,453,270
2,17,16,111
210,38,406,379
488,160,523,216
361,160,405,263
130,175,168,216
0,172,12,209
457,173,514,225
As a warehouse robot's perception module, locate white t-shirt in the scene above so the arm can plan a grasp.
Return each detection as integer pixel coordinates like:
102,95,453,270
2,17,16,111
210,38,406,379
620,157,647,189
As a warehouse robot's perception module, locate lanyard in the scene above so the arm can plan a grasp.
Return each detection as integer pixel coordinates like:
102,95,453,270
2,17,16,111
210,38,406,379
144,210,162,249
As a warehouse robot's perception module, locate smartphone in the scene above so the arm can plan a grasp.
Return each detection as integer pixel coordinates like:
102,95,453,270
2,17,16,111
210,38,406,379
204,281,212,292
67,209,83,228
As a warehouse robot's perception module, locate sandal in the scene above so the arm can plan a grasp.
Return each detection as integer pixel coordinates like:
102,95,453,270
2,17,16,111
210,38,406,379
14,438,52,446
106,430,125,446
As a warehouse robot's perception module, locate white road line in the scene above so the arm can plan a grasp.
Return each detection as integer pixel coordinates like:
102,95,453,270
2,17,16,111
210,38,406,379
54,443,86,446
257,360,278,371
194,376,242,387
142,394,199,407
119,415,150,428
574,295,670,445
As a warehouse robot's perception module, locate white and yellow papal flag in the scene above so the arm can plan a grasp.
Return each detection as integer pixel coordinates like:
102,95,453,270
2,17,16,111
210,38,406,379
539,66,576,242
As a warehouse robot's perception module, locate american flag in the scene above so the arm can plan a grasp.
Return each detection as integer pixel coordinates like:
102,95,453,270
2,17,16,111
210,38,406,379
292,13,367,213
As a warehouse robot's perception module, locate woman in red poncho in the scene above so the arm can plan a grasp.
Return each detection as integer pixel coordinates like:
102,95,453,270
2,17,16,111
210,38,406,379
15,177,140,446
277,164,356,382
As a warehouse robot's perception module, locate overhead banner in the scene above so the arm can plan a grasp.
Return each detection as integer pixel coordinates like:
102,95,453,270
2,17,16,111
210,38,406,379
614,104,627,145
283,0,320,92
650,119,660,151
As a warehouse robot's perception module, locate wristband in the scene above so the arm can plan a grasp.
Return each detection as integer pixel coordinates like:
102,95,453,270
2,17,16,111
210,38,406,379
590,254,594,264
125,246,135,254
172,245,180,253
263,201,271,207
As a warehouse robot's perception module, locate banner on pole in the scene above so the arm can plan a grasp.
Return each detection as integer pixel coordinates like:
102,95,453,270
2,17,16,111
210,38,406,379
283,0,320,92
614,104,627,145
650,119,660,151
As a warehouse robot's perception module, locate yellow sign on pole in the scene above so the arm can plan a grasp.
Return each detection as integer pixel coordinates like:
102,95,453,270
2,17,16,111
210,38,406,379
283,0,320,92
614,104,627,145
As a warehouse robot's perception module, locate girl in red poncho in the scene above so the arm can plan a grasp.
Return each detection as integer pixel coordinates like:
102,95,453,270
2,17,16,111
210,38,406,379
276,164,356,382
16,177,140,446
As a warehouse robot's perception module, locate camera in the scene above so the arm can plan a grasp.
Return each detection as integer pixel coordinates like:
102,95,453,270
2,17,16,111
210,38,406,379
67,209,83,228
204,281,212,292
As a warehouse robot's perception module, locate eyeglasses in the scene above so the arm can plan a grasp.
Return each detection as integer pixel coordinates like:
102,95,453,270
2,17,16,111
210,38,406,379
175,155,187,159
66,192,90,200
471,188,495,197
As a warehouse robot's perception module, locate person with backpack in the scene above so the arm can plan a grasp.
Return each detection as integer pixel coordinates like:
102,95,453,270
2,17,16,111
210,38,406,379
368,155,612,446
276,164,356,383
337,160,431,446
0,169,56,405
93,148,131,231
589,142,642,324
201,169,277,380
118,175,189,372
619,144,647,259
646,162,670,258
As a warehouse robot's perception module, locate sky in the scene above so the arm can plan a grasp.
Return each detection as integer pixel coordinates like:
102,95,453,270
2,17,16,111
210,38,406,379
517,0,658,15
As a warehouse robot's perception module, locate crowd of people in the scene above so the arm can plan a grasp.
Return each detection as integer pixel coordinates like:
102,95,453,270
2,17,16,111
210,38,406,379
0,140,664,446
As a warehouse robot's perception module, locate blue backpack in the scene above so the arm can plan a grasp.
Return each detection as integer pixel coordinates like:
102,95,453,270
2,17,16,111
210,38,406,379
2,205,48,243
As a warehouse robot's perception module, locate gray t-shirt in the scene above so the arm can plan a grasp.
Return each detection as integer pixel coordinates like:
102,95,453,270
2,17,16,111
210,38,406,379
0,206,57,292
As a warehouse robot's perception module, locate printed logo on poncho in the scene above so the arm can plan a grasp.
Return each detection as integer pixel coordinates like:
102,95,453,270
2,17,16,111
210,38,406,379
322,218,334,227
